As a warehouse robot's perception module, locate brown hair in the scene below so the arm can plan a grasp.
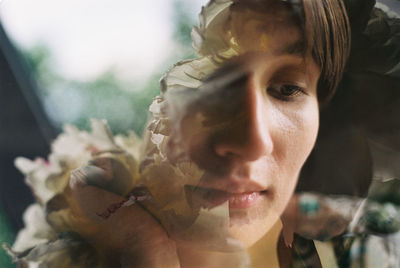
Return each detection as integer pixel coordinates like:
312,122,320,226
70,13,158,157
230,0,351,103
301,0,351,103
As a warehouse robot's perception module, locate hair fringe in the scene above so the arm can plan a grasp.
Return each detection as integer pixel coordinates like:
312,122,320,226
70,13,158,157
302,0,351,103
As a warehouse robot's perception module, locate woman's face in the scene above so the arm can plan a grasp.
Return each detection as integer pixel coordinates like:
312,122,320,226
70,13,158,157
163,3,321,249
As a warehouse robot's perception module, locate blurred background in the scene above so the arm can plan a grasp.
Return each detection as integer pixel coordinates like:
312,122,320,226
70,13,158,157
0,0,206,266
0,0,398,267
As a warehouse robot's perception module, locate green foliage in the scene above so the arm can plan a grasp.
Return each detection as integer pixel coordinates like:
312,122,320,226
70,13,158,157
172,0,194,47
68,70,161,135
19,0,197,137
20,44,50,76
0,209,15,268
170,0,198,60
20,44,60,93
21,44,160,136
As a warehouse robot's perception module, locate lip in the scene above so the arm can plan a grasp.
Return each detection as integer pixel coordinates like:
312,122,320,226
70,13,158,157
186,186,265,210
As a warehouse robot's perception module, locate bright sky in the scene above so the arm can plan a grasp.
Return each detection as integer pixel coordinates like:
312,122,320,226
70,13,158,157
0,0,397,83
0,0,207,82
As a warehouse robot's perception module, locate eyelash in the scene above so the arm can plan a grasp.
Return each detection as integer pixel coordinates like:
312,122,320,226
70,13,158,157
267,84,307,101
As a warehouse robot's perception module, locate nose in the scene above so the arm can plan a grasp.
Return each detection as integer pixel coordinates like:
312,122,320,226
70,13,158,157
213,74,274,162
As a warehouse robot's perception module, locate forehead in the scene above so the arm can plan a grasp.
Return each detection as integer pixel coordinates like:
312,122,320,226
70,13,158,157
229,1,302,55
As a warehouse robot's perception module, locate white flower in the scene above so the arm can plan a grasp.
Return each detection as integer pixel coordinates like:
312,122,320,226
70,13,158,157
14,157,64,205
14,120,123,205
12,204,56,252
9,119,141,267
192,0,234,56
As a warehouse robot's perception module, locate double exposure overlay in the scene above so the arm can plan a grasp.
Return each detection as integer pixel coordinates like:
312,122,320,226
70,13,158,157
2,0,400,267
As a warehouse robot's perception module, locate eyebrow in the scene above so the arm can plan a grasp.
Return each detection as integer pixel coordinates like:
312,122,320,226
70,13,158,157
279,40,306,55
273,65,307,79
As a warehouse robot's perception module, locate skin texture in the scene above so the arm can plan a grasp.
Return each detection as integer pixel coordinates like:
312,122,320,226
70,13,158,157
70,2,322,267
69,171,180,268
166,4,321,250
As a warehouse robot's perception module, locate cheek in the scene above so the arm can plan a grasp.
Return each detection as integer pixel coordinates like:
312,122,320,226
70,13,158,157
273,101,319,166
270,101,319,200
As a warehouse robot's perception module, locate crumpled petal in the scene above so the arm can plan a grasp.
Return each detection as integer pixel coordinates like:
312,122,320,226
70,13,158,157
114,131,142,160
174,202,243,251
192,0,233,56
160,57,219,94
12,204,56,252
4,235,100,268
14,157,65,205
348,4,400,78
140,161,202,219
9,119,142,267
368,139,400,182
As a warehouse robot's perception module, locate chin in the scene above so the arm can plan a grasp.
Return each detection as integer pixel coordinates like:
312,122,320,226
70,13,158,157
169,194,282,252
227,197,282,248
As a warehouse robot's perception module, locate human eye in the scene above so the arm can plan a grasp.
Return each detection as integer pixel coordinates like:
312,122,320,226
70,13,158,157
266,83,307,102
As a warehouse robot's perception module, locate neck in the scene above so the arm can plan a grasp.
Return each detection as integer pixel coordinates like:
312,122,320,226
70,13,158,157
177,220,283,268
